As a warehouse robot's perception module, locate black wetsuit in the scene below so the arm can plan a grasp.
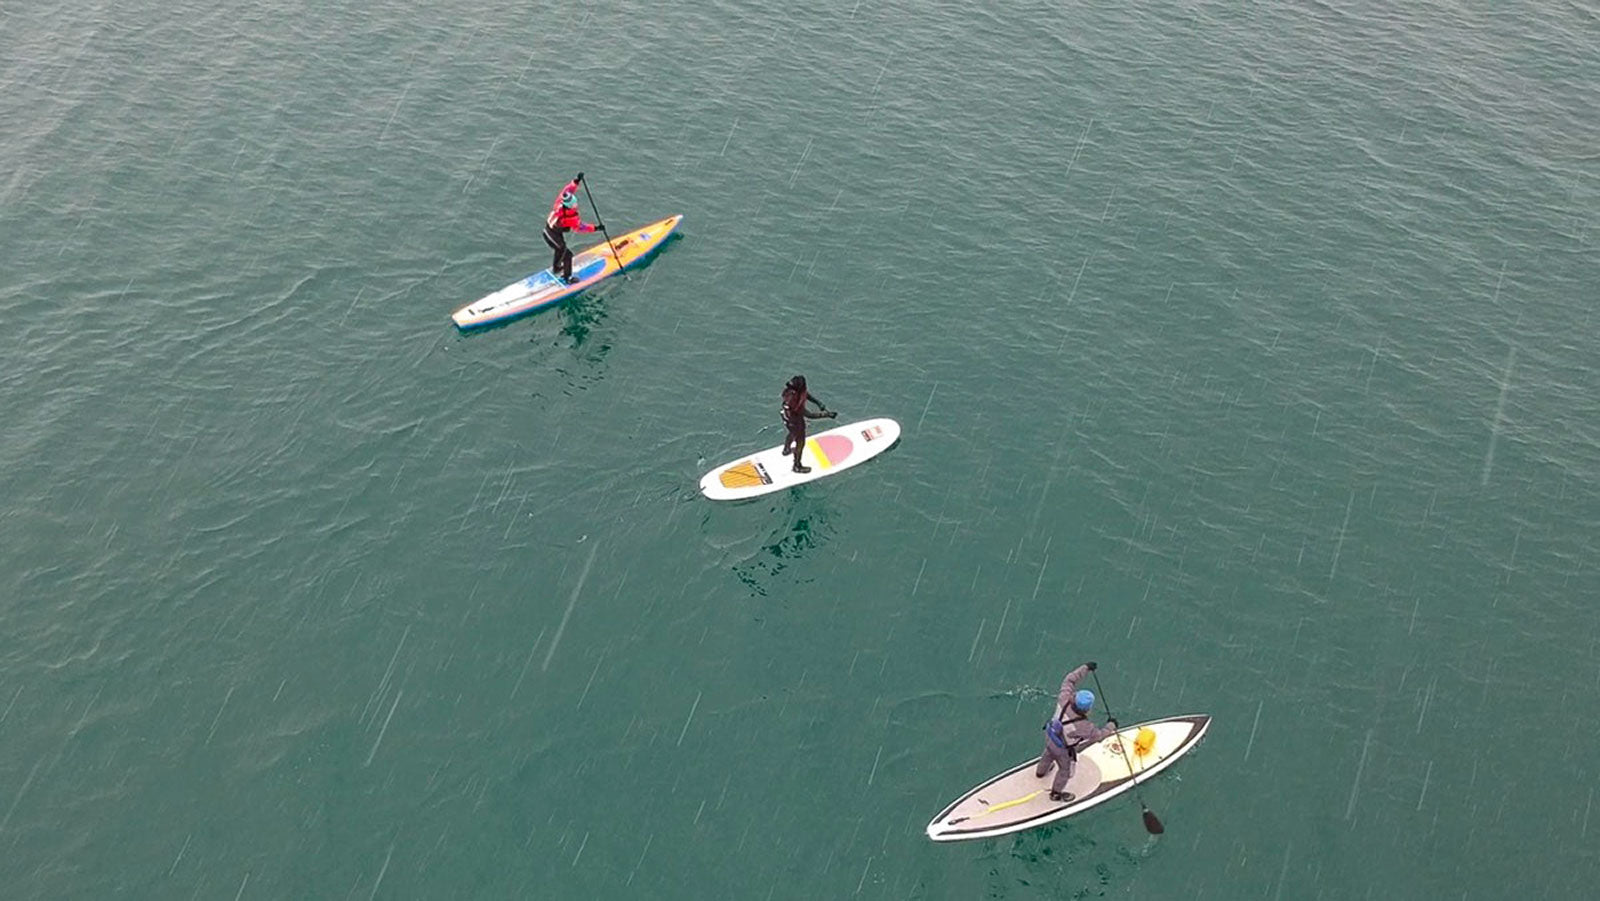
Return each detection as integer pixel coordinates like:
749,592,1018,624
543,214,574,281
781,385,828,469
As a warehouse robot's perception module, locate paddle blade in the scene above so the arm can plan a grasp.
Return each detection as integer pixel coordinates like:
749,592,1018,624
1142,807,1165,835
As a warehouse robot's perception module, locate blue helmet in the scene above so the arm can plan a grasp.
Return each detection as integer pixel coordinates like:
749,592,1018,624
561,191,578,209
1073,689,1095,712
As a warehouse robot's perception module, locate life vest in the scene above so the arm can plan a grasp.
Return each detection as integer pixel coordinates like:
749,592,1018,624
781,385,807,422
546,205,581,233
1045,710,1087,753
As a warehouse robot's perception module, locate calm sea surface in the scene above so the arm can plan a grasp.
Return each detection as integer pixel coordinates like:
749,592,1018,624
2,1,1597,897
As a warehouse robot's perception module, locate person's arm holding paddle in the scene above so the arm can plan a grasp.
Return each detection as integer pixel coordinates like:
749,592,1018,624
1053,663,1098,714
1065,662,1118,737
570,173,605,232
800,396,838,422
804,393,836,419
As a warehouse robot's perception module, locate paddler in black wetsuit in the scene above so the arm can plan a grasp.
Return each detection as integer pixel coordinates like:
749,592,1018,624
542,172,600,284
780,375,836,473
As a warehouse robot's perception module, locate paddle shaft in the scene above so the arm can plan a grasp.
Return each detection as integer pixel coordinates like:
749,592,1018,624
1091,670,1165,834
578,176,628,280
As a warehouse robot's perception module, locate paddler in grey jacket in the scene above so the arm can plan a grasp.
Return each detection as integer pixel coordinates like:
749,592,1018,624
1035,661,1118,802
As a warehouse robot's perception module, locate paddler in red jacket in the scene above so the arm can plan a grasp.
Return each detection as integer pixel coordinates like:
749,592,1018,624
542,173,600,284
780,375,836,474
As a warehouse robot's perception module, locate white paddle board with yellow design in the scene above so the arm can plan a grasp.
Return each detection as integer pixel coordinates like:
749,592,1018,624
925,714,1210,842
699,418,901,501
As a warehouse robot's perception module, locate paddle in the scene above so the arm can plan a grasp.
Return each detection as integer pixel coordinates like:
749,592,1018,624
1091,669,1165,835
575,172,628,280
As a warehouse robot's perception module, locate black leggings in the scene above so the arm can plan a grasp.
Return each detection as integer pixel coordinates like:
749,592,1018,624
782,417,806,459
543,227,573,279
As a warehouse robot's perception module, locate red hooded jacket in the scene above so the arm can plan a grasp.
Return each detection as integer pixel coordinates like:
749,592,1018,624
545,181,596,234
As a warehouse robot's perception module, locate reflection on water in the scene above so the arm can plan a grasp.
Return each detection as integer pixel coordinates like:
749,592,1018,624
733,497,834,597
554,291,610,351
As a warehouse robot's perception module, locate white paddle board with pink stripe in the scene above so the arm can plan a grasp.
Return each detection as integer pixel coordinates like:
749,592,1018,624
699,418,901,501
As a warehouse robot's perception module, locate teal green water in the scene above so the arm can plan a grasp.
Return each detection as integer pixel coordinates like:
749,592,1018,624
3,1,1598,897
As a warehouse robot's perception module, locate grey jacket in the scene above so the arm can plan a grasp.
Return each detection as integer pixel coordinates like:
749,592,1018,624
1045,664,1117,750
